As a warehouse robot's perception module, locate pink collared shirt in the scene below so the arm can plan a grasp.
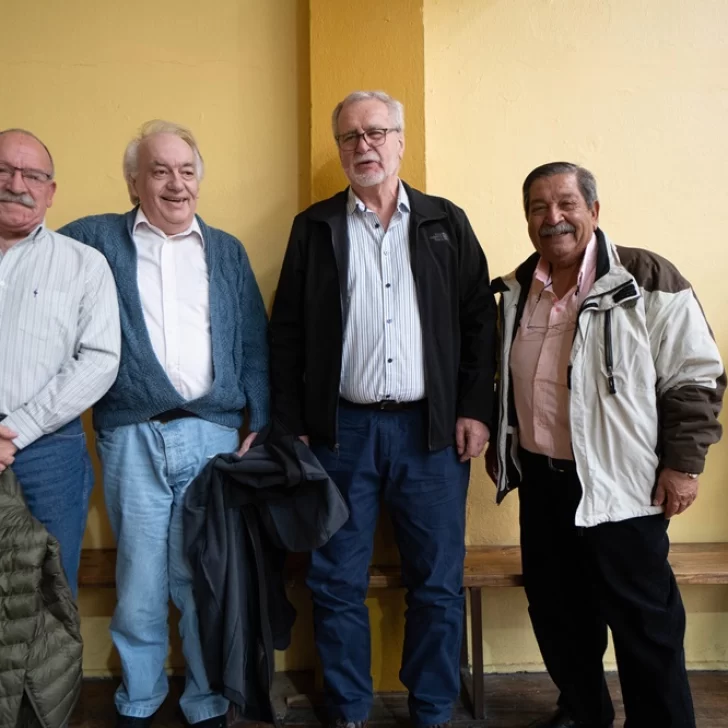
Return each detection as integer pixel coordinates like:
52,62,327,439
510,235,598,460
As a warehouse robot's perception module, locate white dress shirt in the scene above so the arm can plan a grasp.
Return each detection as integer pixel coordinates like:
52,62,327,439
340,183,426,403
0,224,120,449
133,209,213,401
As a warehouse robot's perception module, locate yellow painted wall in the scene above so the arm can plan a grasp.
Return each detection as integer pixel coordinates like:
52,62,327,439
4,0,307,676
6,0,727,688
309,0,426,201
425,0,728,670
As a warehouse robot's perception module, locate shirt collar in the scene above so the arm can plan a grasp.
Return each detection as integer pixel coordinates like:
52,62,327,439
533,233,598,296
133,207,204,246
8,223,45,248
346,181,410,216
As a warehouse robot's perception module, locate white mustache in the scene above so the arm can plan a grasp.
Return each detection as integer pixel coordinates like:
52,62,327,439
540,222,575,236
0,191,35,208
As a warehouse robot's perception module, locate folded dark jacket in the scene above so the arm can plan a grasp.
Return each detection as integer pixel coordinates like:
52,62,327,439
183,419,349,722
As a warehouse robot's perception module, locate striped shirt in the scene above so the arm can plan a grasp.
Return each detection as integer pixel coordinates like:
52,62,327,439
340,183,426,404
0,224,121,449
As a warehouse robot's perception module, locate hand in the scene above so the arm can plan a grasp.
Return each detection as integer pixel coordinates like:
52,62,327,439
235,432,258,458
653,467,699,518
455,418,490,463
0,425,18,472
299,435,310,447
485,443,499,482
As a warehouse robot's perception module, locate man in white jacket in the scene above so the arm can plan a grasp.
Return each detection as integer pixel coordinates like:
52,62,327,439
488,162,725,728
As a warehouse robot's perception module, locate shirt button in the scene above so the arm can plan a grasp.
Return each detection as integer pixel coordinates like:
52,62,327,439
385,283,391,288
387,358,393,363
386,319,392,324
374,223,380,229
383,251,389,256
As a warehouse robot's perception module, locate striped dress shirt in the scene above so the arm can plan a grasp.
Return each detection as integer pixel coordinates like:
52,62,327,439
340,183,426,404
0,224,121,449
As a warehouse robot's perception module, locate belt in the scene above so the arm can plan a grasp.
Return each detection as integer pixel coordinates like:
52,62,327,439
340,398,426,412
149,408,198,424
519,448,577,473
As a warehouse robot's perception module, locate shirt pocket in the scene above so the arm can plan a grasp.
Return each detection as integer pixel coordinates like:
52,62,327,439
17,289,76,343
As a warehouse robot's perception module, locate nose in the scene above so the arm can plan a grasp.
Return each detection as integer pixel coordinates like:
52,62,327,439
166,171,184,190
543,204,563,226
355,133,372,153
7,168,28,194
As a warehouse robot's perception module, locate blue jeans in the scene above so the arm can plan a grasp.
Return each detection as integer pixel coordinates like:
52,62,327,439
96,418,239,723
11,417,93,598
308,404,470,727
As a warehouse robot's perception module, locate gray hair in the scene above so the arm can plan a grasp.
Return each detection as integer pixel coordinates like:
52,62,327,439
331,91,405,139
0,128,55,178
123,120,204,204
522,162,598,216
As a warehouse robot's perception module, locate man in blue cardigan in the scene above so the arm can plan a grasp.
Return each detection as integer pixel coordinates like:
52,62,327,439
60,120,269,728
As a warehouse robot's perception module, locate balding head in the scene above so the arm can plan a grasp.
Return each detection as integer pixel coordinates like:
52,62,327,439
0,129,54,177
0,129,57,245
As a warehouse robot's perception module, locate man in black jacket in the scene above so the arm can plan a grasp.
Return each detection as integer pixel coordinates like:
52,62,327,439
269,90,497,728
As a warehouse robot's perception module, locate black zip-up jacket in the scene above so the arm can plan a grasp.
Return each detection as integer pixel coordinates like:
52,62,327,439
269,182,497,450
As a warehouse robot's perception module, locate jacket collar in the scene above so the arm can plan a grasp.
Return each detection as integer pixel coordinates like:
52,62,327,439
306,180,446,225
125,206,211,241
492,227,629,299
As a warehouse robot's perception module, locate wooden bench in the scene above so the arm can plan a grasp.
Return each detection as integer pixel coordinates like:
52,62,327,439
78,542,728,721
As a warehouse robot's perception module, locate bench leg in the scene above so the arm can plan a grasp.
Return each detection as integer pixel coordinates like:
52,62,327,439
470,587,484,719
460,589,469,671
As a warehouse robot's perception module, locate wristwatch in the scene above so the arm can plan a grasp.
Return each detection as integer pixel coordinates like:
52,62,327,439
684,472,699,479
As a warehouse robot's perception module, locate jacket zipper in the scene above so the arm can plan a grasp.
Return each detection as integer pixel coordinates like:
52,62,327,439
604,309,616,394
573,280,638,395
409,219,432,450
330,224,342,452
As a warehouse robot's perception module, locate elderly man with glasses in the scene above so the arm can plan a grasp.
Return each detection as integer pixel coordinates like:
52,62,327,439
269,90,497,728
0,128,120,595
60,120,269,728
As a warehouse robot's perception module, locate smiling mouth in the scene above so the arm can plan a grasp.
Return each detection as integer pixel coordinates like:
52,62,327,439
162,197,187,203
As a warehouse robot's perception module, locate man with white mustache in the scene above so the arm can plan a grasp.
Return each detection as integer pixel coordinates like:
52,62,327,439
0,128,120,596
60,120,269,728
487,162,725,728
269,91,497,728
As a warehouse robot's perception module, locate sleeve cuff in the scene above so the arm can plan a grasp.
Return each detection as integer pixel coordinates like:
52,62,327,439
2,409,45,450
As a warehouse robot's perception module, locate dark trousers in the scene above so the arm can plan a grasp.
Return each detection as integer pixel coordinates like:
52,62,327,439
518,448,695,728
308,403,470,727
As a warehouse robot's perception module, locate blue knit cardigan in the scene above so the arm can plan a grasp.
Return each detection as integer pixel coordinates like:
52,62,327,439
59,209,270,432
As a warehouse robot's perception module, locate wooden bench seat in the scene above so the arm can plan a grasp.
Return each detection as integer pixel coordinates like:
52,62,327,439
78,542,728,720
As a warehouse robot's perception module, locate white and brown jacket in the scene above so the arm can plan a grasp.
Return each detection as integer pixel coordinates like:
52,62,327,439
491,229,725,527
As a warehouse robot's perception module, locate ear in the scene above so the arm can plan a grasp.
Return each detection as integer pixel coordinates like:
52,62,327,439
398,133,405,160
591,200,600,228
46,181,57,209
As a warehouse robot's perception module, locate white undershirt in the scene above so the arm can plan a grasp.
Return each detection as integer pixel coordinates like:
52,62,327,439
133,208,212,401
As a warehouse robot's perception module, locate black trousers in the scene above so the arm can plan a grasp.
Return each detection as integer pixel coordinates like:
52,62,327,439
518,449,695,728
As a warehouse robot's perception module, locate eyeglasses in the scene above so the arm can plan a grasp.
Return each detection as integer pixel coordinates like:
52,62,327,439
523,282,577,334
0,163,53,186
335,128,401,151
